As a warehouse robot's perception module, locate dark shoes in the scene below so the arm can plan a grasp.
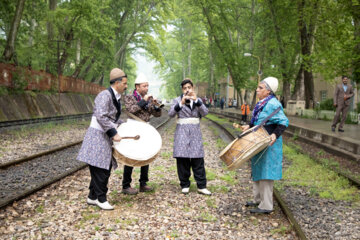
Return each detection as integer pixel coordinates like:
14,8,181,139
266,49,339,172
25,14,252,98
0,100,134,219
139,185,153,192
338,128,344,132
245,201,259,207
250,207,273,214
122,187,138,195
331,127,335,132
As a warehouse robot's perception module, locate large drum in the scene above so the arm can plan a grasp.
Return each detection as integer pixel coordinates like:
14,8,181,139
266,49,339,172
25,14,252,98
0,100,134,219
112,119,162,167
219,126,271,170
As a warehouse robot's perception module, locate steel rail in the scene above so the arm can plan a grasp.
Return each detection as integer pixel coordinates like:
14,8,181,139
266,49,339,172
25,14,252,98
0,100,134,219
0,111,171,209
0,113,93,129
204,115,308,240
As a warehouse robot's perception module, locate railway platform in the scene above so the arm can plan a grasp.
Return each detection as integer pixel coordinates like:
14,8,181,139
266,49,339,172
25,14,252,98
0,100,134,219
209,107,360,162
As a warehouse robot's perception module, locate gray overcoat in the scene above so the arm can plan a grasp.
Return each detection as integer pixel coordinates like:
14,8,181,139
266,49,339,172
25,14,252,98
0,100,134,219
168,97,208,158
77,89,123,170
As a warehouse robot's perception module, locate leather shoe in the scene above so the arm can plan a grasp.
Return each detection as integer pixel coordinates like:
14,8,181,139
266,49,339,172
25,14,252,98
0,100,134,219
122,187,138,195
250,207,273,214
198,188,212,195
86,198,97,205
245,201,259,207
181,188,190,194
331,127,335,132
96,200,114,210
139,185,153,192
338,128,344,132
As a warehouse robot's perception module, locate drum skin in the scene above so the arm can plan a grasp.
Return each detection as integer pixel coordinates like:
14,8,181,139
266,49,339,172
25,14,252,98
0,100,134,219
112,119,162,167
219,126,271,170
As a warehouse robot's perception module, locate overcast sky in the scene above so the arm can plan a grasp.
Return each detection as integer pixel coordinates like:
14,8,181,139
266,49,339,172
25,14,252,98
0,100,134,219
134,50,164,99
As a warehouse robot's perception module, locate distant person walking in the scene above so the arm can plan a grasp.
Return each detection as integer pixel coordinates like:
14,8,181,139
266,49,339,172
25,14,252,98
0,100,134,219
331,76,354,132
241,102,250,124
220,97,225,109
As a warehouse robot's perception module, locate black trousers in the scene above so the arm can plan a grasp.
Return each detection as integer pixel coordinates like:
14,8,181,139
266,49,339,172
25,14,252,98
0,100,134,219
122,165,149,189
176,158,207,189
242,114,247,122
88,163,112,203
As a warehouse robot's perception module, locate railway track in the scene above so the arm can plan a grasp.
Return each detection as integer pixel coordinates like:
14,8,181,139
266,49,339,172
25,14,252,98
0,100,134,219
0,113,93,131
204,115,308,240
209,110,360,189
0,111,170,209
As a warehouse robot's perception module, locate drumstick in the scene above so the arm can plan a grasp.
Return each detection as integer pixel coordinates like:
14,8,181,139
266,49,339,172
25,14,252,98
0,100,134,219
121,135,140,140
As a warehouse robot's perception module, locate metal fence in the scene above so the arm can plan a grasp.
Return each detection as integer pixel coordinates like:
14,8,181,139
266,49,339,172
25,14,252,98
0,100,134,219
0,63,105,95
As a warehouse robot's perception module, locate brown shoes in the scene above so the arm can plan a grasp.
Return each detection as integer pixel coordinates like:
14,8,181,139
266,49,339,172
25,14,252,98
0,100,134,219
122,187,138,195
139,185,154,192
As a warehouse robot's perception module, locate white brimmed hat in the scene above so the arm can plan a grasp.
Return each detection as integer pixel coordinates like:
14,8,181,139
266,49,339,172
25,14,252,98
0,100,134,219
263,77,278,93
134,72,148,85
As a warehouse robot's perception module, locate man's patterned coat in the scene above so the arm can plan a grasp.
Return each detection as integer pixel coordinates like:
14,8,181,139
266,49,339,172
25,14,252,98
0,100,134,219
168,97,208,158
124,94,161,122
77,89,122,170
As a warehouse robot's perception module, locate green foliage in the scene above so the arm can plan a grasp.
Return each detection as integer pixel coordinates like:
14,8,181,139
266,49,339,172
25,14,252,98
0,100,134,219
319,98,335,111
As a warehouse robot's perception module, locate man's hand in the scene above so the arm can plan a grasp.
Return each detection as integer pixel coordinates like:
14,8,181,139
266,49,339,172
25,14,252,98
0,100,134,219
112,134,122,142
241,125,250,131
181,95,192,105
269,133,276,146
187,91,197,101
144,94,153,101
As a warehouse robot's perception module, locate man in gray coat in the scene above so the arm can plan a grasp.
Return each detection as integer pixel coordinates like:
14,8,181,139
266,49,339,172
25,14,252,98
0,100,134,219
168,78,211,195
331,76,354,132
77,68,128,210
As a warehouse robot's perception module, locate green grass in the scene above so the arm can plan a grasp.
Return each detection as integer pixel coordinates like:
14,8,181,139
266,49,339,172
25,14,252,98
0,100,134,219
279,144,360,202
270,225,291,236
114,169,123,178
197,212,217,222
220,171,237,185
36,203,44,213
206,114,229,124
206,198,217,208
208,185,230,193
160,151,173,159
206,168,217,181
216,138,227,150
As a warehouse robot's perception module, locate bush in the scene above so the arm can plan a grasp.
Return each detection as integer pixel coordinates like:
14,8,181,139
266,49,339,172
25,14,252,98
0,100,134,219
319,98,335,111
357,102,360,113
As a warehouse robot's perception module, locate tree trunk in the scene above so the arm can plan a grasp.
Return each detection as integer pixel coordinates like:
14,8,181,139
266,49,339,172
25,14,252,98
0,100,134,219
182,44,186,79
2,0,26,62
351,2,360,83
78,57,95,80
298,0,318,108
292,63,304,100
187,27,192,76
208,35,214,96
46,0,56,73
268,0,292,108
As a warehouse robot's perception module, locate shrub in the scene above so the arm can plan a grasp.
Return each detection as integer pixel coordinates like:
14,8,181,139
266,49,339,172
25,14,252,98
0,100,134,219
319,98,335,111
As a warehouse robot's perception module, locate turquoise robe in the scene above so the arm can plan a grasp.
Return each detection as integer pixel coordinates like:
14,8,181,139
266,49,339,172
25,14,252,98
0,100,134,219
251,97,289,181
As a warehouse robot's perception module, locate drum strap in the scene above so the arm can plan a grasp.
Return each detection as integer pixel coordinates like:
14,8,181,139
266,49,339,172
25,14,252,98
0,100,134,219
254,106,281,131
238,106,281,139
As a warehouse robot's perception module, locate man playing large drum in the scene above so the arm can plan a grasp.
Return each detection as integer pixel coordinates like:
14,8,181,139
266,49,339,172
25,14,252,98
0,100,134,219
121,72,162,195
168,78,211,195
77,68,128,210
236,77,288,214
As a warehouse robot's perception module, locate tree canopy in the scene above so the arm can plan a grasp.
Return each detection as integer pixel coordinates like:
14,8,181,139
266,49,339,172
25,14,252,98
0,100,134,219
1,0,359,108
